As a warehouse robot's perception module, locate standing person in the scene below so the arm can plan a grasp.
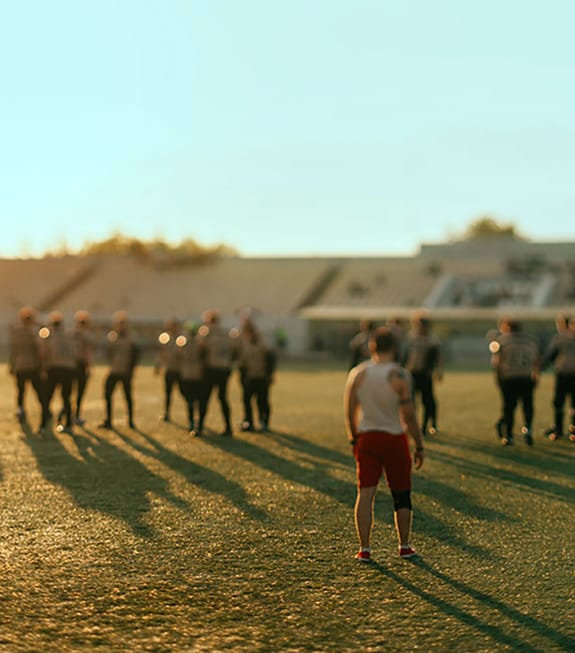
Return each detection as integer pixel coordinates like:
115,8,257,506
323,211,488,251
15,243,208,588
40,311,77,434
197,309,238,436
490,318,539,446
348,320,377,369
344,326,425,563
99,311,141,430
68,309,94,426
486,327,506,440
238,320,277,433
540,314,575,442
387,316,408,366
8,306,50,431
405,313,443,435
154,317,184,422
178,322,206,437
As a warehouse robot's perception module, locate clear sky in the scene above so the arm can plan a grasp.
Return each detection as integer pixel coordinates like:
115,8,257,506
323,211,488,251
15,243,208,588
1,0,573,258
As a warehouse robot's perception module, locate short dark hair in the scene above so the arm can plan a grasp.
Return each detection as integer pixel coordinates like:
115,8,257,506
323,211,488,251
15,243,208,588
370,326,397,354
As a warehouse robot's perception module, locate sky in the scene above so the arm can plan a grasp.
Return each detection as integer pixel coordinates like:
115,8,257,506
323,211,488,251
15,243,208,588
1,0,574,258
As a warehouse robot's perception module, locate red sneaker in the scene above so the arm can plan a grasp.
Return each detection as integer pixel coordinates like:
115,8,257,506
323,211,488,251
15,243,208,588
354,550,372,563
399,545,417,559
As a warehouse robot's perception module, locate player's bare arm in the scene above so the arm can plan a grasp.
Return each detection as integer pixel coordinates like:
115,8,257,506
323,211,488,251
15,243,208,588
343,368,364,445
390,369,425,468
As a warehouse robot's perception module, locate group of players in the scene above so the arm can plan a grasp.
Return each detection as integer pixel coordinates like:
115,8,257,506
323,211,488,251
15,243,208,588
348,310,575,448
489,313,575,446
8,306,276,437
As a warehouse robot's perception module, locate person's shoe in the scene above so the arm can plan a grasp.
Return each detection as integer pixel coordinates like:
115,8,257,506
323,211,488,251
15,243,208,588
189,429,202,438
495,419,504,439
74,416,86,426
502,436,514,446
129,420,136,430
354,549,372,563
221,429,233,437
162,414,170,423
521,427,533,447
428,426,439,435
98,420,113,430
548,431,562,441
57,424,74,435
399,545,417,559
259,421,270,433
240,421,254,432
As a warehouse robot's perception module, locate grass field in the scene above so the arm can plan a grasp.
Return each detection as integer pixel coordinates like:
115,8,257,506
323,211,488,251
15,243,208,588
0,362,573,652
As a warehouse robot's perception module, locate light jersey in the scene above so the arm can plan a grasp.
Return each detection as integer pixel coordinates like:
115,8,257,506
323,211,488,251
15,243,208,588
546,332,575,374
239,339,270,380
496,333,539,380
43,327,76,369
179,337,203,381
356,360,404,435
201,325,237,369
9,324,42,372
407,334,440,374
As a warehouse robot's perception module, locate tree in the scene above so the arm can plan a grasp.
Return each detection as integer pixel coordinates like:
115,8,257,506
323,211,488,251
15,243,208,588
461,215,523,240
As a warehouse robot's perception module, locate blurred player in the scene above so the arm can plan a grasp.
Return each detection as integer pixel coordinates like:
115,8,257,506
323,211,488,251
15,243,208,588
540,314,575,442
348,320,377,369
40,311,77,434
154,317,184,422
490,318,539,446
99,311,141,430
178,322,206,436
344,326,425,563
405,313,443,435
8,306,50,431
238,320,277,433
197,309,238,436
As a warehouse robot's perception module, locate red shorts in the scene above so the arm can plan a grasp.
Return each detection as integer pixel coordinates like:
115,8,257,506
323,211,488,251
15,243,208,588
354,431,412,490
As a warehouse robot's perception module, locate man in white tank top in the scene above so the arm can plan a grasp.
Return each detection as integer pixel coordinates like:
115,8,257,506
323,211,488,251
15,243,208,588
344,326,425,563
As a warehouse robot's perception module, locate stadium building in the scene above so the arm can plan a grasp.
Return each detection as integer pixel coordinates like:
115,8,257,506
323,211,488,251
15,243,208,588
0,236,573,365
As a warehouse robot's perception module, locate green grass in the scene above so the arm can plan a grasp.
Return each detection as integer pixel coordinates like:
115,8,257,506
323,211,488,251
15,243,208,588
0,363,573,652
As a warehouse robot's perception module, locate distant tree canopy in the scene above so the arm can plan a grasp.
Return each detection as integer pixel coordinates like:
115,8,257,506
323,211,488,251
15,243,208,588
461,216,524,240
61,232,238,267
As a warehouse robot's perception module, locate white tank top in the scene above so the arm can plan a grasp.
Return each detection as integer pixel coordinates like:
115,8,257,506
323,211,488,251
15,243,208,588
357,361,404,435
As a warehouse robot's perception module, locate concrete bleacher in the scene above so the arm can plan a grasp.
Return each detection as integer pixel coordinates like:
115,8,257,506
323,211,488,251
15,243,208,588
0,238,573,360
316,258,438,309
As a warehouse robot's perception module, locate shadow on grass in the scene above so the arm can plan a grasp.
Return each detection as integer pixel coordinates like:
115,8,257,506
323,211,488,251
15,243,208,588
369,559,575,652
115,427,269,523
416,476,512,523
204,433,493,558
269,429,352,468
430,448,575,504
450,435,575,476
203,432,357,507
22,422,187,538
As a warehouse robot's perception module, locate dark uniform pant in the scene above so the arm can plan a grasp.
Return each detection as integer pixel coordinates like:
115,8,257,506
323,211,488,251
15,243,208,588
104,372,134,425
199,367,231,432
500,376,534,439
411,372,437,432
553,372,575,435
242,377,271,429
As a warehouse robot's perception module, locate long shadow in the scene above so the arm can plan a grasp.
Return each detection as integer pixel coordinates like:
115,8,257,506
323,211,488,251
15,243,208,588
204,433,357,507
114,427,269,522
23,424,188,538
449,436,575,477
369,558,574,652
416,476,512,523
269,429,353,468
430,448,575,504
205,434,492,558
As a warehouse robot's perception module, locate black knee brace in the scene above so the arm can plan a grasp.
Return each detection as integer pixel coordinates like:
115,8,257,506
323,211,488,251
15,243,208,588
392,490,412,511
